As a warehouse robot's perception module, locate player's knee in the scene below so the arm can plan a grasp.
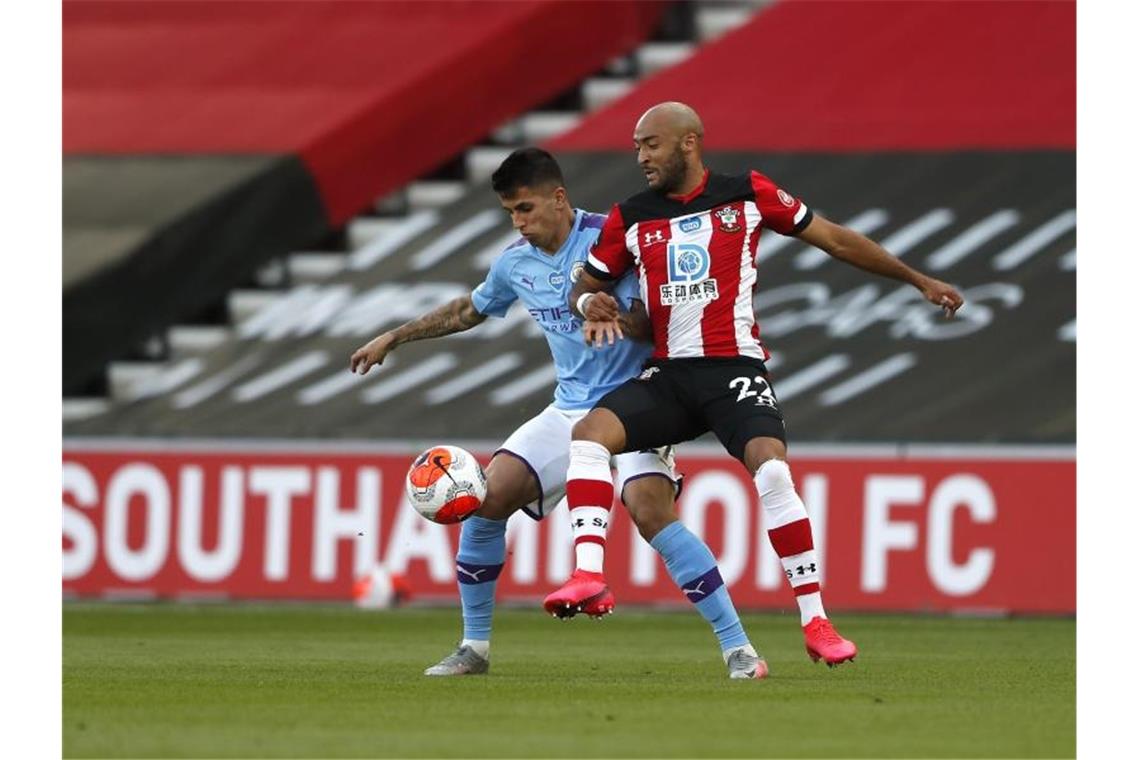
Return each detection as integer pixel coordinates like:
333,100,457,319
477,458,532,520
755,458,794,502
475,486,518,520
744,436,787,474
570,414,603,443
623,476,677,541
571,409,625,452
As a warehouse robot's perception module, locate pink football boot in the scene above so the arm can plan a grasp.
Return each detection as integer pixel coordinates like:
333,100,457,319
543,569,615,619
803,617,858,667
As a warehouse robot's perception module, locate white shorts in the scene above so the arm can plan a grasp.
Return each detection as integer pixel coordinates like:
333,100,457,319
496,404,679,520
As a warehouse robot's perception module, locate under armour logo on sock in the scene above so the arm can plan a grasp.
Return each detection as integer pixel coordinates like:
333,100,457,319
683,581,706,598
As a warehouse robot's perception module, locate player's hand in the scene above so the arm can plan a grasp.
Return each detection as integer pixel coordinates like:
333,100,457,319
583,291,620,321
583,319,624,348
919,277,964,318
349,333,396,374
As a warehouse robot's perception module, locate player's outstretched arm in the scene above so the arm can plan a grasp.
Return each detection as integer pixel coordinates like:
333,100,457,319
797,214,965,317
349,295,487,374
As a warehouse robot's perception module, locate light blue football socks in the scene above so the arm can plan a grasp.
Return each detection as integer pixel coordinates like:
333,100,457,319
455,515,507,647
650,520,750,652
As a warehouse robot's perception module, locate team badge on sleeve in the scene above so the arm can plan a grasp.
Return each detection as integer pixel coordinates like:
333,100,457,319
776,188,795,207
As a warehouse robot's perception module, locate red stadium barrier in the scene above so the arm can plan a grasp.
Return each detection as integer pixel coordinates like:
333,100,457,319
62,442,1073,613
552,0,1075,152
64,0,667,223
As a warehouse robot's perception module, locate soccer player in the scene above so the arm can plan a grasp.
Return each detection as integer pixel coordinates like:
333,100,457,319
559,102,966,668
350,148,769,679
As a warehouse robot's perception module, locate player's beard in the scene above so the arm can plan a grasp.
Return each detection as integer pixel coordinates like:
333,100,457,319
655,145,689,194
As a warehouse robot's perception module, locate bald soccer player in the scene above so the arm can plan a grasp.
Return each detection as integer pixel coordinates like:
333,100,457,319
550,102,964,668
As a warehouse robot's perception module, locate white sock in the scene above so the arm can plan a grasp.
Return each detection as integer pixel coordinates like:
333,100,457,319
461,638,490,658
567,440,614,574
797,592,826,626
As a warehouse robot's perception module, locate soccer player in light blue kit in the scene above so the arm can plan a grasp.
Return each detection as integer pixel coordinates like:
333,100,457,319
350,148,766,679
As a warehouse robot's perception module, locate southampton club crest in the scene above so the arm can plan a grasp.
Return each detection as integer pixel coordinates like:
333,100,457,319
714,206,742,233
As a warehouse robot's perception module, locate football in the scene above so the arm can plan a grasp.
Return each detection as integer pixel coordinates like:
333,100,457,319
405,445,486,524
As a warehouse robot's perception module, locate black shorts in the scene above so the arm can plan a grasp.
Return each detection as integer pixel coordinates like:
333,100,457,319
596,356,786,463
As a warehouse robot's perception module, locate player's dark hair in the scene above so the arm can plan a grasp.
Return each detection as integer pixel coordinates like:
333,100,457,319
491,147,565,196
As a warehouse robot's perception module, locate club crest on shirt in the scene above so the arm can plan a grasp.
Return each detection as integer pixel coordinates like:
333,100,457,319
714,206,742,233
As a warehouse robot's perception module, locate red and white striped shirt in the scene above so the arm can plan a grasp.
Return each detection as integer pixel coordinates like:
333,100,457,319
586,169,812,360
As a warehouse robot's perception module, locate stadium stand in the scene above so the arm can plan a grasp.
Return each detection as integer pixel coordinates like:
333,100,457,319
63,0,1074,445
62,0,670,394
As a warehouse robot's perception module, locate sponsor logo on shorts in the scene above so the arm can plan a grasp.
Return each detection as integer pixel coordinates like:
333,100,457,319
638,366,660,381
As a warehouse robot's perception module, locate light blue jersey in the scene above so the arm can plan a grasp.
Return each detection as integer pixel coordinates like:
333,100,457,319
471,209,651,411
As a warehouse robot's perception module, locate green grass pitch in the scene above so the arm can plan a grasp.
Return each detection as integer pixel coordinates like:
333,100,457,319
63,604,1074,758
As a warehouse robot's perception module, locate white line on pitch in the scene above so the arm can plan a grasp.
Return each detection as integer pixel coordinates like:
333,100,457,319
925,209,1020,270
411,209,502,271
818,353,918,406
361,354,459,405
425,353,524,405
490,364,557,406
991,209,1076,271
773,354,852,400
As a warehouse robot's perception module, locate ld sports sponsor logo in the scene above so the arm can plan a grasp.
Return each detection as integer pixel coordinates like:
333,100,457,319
661,243,717,306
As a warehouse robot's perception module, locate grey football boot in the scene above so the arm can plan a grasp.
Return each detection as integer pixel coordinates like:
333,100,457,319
725,646,769,680
424,645,490,676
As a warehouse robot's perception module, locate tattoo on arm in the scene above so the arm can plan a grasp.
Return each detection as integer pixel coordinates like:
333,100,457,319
390,296,487,345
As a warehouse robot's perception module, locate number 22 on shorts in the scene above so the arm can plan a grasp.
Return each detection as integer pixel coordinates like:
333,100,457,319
728,375,778,409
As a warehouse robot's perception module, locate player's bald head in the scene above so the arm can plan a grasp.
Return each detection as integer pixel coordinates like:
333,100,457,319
633,102,705,192
634,102,704,145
